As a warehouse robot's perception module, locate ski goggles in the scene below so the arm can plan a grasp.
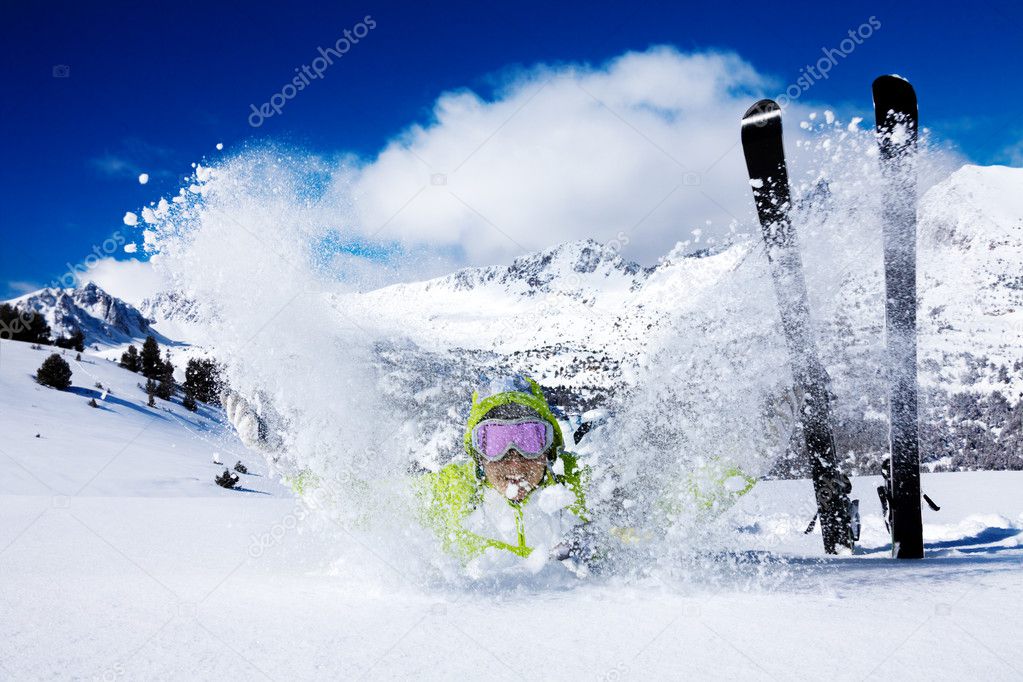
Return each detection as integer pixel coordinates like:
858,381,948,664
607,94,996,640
470,418,554,462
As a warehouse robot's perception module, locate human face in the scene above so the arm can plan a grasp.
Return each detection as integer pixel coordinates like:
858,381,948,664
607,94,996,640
482,449,547,502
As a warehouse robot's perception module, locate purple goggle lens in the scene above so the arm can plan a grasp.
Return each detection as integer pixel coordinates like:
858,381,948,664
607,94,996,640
471,419,553,461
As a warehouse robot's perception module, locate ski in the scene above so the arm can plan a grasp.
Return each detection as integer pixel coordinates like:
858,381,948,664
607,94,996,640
740,99,855,555
873,75,924,559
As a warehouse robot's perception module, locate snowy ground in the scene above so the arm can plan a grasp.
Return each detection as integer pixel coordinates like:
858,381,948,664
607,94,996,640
1,340,1021,680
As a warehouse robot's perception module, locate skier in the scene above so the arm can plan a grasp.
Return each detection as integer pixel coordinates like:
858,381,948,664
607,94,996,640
224,375,757,574
415,375,592,573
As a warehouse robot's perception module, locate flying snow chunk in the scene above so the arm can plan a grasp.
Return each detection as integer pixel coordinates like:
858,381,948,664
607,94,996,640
824,110,835,125
749,178,764,189
124,243,138,254
799,121,811,130
848,116,863,132
138,173,149,185
123,212,138,226
538,484,575,513
216,143,224,151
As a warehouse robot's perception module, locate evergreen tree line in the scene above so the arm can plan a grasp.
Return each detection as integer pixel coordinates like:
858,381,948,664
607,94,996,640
119,335,221,412
0,303,84,350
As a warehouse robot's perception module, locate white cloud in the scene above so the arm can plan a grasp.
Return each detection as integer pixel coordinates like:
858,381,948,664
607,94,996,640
91,153,144,179
999,139,1023,167
5,280,42,298
76,258,166,307
347,47,783,264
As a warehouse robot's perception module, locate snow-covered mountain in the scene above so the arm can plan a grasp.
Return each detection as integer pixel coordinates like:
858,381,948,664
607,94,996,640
344,164,1023,474
917,165,1023,393
345,237,746,406
10,164,1020,474
6,282,175,349
815,165,1023,473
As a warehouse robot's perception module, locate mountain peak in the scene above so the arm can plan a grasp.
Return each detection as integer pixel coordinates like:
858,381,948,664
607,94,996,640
433,238,645,297
8,282,163,348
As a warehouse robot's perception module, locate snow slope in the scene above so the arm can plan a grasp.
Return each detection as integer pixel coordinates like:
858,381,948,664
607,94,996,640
0,339,287,497
2,346,1019,679
2,461,1020,678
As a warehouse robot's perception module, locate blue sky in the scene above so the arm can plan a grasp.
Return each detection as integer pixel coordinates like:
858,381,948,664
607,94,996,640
2,0,1020,299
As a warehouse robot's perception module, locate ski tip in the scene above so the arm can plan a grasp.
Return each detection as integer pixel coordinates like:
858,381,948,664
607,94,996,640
872,73,911,87
741,99,781,127
872,74,918,132
872,75,917,108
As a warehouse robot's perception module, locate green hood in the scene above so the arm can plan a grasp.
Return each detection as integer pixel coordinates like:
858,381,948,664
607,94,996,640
463,376,566,466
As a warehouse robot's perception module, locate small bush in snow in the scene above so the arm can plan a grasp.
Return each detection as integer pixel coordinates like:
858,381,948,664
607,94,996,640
182,390,197,412
234,460,248,474
215,469,239,489
36,353,72,390
88,398,99,408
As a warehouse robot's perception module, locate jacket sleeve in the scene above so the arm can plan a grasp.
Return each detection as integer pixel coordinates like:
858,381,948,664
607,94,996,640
414,462,496,561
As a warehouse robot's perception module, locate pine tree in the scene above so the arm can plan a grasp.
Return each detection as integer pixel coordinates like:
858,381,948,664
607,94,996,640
140,335,161,379
155,352,175,400
36,353,72,390
0,303,16,340
0,304,51,344
119,345,141,372
145,377,157,407
23,310,52,345
184,358,222,405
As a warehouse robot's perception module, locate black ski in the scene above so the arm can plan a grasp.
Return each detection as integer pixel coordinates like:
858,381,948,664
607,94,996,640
873,75,924,559
741,99,855,555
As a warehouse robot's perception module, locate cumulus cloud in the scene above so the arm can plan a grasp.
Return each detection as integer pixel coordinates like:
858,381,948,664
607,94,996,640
76,257,167,307
345,47,810,265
